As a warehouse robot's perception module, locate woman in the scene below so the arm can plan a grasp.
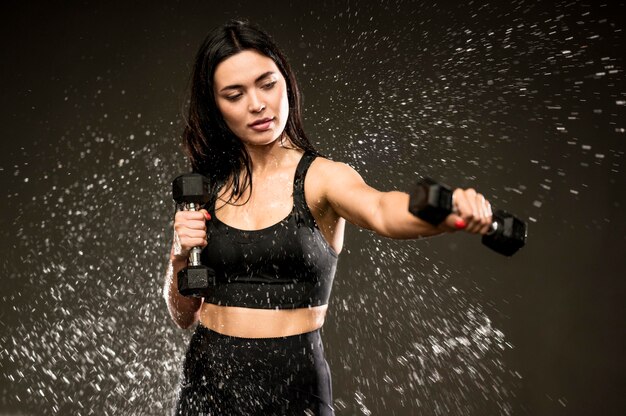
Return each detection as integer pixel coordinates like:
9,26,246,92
163,20,493,415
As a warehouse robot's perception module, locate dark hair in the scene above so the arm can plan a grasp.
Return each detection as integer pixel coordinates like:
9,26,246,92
181,20,317,204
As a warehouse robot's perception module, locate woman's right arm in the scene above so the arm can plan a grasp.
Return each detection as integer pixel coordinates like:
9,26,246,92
162,209,210,329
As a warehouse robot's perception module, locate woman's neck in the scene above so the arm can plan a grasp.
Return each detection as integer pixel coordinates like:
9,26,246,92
221,136,301,203
244,136,298,176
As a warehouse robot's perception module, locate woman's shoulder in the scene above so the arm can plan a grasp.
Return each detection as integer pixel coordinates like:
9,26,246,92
309,155,359,180
306,155,365,202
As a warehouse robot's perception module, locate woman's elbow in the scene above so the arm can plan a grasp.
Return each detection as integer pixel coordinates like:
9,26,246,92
176,317,198,330
172,313,199,330
167,306,201,330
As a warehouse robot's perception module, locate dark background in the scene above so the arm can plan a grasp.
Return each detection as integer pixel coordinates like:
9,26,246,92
1,1,624,415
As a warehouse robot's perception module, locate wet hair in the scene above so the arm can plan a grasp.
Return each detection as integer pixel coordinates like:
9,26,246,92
181,20,317,204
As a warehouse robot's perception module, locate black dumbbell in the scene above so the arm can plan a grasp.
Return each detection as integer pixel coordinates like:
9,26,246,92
172,173,216,297
408,177,527,256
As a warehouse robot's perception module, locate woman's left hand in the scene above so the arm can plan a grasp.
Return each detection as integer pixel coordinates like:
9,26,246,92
440,188,493,234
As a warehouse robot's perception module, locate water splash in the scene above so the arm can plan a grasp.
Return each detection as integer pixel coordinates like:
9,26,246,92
2,0,623,414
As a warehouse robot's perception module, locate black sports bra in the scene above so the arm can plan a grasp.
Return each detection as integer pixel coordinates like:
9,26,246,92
200,151,338,309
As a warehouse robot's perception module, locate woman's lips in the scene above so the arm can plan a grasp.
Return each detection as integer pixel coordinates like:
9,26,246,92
248,117,274,131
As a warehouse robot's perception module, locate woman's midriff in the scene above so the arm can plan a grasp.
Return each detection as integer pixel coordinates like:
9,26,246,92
199,302,327,338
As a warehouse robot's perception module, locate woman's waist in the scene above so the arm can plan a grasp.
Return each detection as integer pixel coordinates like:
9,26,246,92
199,302,327,338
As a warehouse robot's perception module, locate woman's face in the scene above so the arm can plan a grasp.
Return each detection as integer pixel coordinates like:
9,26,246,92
213,49,290,147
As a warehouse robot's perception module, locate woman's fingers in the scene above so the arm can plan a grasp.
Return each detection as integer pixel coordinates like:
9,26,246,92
175,210,209,228
173,209,210,256
452,188,493,234
174,229,208,252
177,228,207,239
453,188,475,229
478,195,493,234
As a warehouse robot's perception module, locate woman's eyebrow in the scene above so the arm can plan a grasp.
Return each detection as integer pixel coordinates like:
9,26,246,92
219,71,276,92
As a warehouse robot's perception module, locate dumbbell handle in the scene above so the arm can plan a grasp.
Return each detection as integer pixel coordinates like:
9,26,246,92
184,202,203,267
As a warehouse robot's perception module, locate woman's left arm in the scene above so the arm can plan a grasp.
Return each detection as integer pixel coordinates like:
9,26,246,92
320,160,493,239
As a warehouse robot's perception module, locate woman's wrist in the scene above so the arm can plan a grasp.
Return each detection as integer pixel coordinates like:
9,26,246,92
170,232,191,263
170,246,189,264
170,254,188,264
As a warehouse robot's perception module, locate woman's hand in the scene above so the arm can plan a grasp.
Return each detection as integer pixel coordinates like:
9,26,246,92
171,209,211,261
439,188,493,234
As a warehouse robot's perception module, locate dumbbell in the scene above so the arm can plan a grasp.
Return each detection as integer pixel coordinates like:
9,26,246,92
172,173,216,297
408,177,527,256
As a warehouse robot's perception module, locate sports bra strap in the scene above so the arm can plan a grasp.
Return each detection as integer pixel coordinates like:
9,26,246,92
293,152,318,229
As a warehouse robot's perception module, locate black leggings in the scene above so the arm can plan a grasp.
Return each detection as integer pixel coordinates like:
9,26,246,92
172,324,334,415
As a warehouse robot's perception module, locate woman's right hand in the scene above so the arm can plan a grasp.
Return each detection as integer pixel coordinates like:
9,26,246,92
171,209,211,261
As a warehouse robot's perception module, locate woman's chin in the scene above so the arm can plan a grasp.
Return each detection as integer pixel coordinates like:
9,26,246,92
240,132,287,148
